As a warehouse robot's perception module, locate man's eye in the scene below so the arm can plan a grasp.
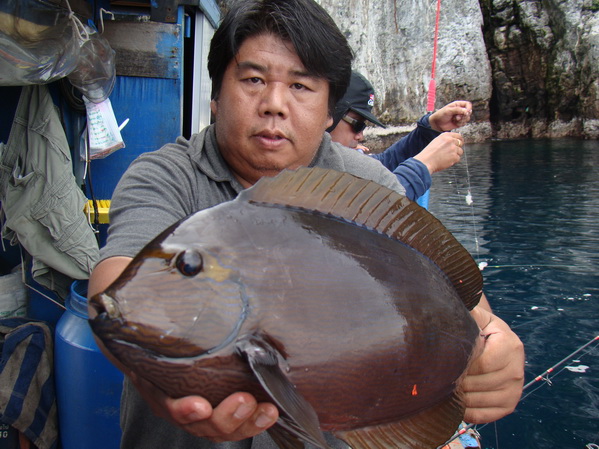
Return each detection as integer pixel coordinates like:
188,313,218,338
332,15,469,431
291,83,306,90
248,77,262,84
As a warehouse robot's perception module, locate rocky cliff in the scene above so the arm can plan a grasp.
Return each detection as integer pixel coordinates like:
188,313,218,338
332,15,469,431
479,0,599,139
316,0,599,144
218,0,599,143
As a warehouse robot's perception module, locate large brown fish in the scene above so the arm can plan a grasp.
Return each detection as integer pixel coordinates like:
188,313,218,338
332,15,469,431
89,167,484,449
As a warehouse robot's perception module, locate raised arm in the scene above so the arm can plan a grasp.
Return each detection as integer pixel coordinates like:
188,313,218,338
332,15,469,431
428,100,473,132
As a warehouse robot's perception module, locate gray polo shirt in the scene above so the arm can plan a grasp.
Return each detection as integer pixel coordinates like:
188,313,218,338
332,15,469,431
100,125,404,262
99,124,405,449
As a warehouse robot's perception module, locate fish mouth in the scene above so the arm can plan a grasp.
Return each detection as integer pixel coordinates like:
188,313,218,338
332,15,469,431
87,295,180,360
88,291,227,361
89,292,123,321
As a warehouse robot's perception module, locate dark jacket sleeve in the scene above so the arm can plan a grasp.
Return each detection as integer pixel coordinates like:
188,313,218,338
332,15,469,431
370,113,440,201
391,158,432,201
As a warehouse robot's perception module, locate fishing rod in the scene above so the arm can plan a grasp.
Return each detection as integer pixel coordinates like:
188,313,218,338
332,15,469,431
522,334,599,391
478,262,594,271
441,334,599,447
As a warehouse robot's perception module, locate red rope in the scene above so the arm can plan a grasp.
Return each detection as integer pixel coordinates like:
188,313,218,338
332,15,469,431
427,0,442,112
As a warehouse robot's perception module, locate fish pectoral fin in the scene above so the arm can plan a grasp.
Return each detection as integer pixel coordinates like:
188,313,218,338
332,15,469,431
334,392,465,449
267,423,306,449
236,336,330,449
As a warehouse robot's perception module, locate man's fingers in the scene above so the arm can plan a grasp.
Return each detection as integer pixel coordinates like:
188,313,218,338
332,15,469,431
219,402,279,439
168,395,213,424
182,393,278,442
208,393,260,435
464,405,515,424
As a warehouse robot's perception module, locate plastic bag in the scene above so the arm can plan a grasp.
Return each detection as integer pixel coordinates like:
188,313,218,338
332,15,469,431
0,0,115,102
68,29,116,103
83,97,125,159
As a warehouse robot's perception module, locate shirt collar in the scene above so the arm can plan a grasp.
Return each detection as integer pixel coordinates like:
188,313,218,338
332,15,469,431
187,125,245,193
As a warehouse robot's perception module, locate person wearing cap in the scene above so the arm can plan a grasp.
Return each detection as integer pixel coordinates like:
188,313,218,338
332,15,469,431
327,71,472,201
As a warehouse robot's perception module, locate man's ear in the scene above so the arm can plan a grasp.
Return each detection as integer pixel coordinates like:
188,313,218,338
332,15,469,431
210,99,218,116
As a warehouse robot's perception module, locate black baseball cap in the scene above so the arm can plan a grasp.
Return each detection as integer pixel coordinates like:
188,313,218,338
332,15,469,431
328,71,387,132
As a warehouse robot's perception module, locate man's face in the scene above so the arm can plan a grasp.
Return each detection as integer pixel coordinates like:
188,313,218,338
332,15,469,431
211,33,333,188
328,110,366,149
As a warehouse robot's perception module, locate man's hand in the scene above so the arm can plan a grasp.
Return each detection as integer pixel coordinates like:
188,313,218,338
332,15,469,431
463,306,525,424
130,373,279,442
429,101,473,132
356,143,372,154
414,132,464,174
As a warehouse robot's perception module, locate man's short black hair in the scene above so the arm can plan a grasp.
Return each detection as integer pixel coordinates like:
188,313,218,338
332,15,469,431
208,0,353,114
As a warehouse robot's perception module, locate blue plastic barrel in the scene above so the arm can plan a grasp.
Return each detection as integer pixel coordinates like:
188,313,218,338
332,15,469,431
54,280,123,449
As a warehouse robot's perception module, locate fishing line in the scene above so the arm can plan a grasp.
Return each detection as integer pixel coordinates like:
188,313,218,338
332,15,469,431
23,282,67,310
446,147,481,262
509,310,564,330
14,241,66,310
423,0,480,260
460,145,480,259
492,421,499,449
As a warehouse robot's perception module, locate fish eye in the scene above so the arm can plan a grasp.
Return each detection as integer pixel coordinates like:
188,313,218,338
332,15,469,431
175,250,203,277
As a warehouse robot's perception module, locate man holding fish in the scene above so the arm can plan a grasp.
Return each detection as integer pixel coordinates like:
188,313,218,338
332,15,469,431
88,0,525,448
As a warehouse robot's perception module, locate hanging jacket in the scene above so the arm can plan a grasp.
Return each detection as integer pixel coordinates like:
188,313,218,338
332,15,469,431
0,85,99,299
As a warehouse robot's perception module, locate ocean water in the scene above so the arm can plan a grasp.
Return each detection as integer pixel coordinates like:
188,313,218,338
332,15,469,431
428,138,599,449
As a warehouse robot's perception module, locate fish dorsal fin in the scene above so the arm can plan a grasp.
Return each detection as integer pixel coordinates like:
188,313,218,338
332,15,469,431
334,391,465,449
242,167,482,310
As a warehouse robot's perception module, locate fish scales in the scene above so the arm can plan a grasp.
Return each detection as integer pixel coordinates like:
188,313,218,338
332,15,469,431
89,167,484,449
